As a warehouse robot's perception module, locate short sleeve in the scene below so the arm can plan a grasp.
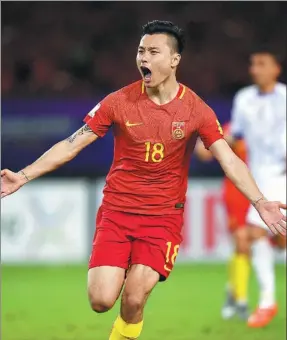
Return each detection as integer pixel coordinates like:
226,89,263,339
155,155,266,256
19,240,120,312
83,94,115,137
230,93,245,138
197,100,224,149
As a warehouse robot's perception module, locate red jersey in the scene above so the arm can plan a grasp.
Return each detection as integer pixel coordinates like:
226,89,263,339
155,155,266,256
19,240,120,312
84,80,223,215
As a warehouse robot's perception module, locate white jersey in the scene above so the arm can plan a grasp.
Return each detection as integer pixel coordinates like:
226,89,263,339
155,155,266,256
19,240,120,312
230,82,286,186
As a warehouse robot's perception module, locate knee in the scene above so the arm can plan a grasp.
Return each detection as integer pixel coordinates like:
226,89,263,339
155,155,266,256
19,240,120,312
235,231,250,255
122,291,144,311
89,294,115,313
236,239,250,255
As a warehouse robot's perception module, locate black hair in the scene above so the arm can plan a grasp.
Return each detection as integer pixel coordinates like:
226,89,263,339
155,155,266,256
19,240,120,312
141,20,185,54
250,45,283,65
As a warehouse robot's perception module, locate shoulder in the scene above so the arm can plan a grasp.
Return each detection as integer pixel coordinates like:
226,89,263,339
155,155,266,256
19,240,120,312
181,85,206,108
181,84,199,105
100,81,142,110
112,80,143,102
275,82,286,98
183,85,214,115
233,85,257,105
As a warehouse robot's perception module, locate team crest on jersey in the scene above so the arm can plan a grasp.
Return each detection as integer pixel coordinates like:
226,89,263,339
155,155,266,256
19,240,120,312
88,103,101,117
172,122,185,139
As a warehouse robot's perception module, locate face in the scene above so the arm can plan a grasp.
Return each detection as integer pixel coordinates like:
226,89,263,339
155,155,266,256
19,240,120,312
136,33,181,88
249,53,281,87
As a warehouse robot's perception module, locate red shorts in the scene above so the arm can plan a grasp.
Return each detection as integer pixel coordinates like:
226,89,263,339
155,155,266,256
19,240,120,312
89,207,184,281
222,179,250,233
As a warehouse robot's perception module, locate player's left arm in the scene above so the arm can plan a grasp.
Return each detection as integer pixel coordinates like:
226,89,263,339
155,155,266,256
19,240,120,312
210,139,264,203
194,138,213,162
197,102,286,236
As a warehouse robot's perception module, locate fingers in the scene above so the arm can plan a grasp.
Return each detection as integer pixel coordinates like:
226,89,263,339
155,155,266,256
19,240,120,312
277,221,286,236
279,203,287,210
269,224,278,236
271,220,287,237
1,169,7,176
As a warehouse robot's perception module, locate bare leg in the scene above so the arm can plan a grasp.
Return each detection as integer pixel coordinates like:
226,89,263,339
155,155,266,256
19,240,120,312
88,266,126,313
121,264,159,323
234,227,250,255
109,264,160,339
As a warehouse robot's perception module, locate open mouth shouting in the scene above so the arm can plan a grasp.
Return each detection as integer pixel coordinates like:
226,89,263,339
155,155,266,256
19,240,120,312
140,66,152,82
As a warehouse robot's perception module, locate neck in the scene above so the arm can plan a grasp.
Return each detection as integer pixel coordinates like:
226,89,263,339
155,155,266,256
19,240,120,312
258,81,277,94
146,74,179,105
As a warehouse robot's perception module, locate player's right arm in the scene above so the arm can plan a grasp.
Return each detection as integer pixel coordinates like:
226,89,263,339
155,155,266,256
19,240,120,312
1,94,115,199
1,125,98,198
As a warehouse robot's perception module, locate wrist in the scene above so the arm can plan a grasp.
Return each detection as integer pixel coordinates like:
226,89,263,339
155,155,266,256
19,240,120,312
252,196,267,209
17,170,30,185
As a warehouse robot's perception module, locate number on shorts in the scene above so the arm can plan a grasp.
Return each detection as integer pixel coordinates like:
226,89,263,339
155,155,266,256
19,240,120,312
164,241,179,272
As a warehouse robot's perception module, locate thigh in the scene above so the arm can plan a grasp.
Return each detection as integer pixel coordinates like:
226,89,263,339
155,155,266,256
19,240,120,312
123,264,160,302
131,214,183,281
247,205,269,232
89,208,132,270
262,176,286,208
224,187,250,233
88,266,125,305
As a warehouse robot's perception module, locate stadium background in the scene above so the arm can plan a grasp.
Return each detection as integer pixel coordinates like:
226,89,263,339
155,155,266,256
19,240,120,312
1,2,286,340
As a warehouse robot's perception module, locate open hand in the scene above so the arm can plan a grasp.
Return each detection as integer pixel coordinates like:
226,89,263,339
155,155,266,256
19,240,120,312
1,169,27,198
256,200,287,236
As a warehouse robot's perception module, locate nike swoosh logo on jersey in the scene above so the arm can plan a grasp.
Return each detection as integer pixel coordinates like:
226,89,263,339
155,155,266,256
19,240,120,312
125,121,143,127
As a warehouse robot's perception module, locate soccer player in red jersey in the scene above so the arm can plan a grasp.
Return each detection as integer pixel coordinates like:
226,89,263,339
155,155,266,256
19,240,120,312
1,21,286,339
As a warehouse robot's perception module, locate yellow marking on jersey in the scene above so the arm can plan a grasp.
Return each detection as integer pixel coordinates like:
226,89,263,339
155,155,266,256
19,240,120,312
141,81,145,94
216,119,223,135
179,85,186,99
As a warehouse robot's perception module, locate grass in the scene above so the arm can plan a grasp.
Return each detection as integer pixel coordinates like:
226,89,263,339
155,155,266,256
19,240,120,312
1,264,286,340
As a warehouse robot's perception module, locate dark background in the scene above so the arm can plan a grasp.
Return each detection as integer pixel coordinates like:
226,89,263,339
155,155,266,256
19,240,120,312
2,1,286,177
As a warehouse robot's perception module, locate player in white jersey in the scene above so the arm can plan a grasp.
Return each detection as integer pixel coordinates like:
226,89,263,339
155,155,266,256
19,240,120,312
229,46,286,328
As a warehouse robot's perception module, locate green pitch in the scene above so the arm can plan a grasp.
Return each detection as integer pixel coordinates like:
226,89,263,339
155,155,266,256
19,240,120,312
2,264,286,340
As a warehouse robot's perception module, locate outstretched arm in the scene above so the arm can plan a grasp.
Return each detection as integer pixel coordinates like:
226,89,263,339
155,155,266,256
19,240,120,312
1,124,98,197
209,139,286,235
20,124,98,180
210,139,261,203
195,134,240,162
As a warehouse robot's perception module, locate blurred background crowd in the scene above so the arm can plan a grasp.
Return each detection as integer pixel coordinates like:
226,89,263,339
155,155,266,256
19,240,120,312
2,1,287,99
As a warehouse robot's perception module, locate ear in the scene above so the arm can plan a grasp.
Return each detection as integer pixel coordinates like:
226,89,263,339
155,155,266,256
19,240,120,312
171,53,181,68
